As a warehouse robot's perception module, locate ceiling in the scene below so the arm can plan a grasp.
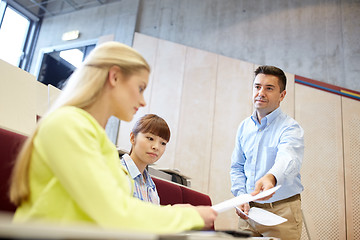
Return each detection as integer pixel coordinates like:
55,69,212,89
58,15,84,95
9,0,119,19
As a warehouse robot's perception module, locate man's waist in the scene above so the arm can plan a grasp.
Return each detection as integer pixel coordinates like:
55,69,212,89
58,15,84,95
250,194,301,208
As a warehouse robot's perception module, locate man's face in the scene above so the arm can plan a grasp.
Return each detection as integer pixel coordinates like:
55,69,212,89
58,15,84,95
253,73,286,117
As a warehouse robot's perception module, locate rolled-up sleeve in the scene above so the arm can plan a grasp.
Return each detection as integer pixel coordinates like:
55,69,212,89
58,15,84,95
268,123,304,186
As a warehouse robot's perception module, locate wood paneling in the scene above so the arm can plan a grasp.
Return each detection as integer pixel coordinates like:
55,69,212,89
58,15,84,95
0,60,47,135
295,84,346,239
47,84,61,108
117,33,159,151
148,39,187,169
209,55,253,230
342,96,360,240
174,47,217,193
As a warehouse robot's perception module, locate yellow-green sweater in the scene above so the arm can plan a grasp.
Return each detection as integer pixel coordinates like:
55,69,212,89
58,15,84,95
14,106,203,233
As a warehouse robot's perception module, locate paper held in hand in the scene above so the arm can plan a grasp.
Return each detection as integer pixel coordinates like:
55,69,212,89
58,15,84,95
211,185,281,213
235,206,287,226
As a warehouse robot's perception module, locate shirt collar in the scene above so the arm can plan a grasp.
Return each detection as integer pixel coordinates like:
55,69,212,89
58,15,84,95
122,154,141,179
251,107,282,126
266,107,282,124
121,154,156,189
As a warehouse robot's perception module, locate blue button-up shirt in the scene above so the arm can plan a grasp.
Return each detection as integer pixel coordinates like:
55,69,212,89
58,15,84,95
121,154,160,205
230,107,304,203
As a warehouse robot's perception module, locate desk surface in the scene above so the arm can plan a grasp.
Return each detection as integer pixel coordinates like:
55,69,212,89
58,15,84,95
0,213,275,240
0,213,155,240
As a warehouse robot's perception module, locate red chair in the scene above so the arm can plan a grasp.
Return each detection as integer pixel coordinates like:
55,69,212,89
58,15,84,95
181,186,212,206
152,177,183,205
0,128,27,213
152,176,212,206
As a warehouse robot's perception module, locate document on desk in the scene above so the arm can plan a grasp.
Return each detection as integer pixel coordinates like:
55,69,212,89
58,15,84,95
211,185,281,213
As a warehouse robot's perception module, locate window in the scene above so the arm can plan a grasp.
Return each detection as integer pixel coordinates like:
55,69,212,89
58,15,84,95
37,44,96,89
0,6,29,66
0,0,39,71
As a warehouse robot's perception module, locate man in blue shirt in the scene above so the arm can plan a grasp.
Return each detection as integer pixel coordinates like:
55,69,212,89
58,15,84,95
230,65,304,240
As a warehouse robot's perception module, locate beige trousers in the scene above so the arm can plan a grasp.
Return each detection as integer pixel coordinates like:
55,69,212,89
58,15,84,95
238,195,303,240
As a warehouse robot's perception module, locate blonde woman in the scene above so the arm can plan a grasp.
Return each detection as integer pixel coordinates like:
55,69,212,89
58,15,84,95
9,42,217,233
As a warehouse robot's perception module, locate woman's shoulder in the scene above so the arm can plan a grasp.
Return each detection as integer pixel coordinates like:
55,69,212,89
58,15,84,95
49,106,88,119
39,106,102,136
47,106,96,125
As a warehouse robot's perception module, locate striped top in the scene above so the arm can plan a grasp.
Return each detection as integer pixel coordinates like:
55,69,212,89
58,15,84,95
121,154,160,205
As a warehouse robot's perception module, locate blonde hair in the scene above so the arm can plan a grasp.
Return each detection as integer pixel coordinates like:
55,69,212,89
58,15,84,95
9,42,150,205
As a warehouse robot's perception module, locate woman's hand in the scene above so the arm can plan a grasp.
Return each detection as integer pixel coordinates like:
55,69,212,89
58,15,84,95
194,206,218,230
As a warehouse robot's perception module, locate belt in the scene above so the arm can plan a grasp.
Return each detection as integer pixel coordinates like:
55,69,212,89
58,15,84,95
249,194,301,208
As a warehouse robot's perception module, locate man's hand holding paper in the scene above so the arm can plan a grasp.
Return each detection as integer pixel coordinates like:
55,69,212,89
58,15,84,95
236,203,250,220
211,185,281,213
251,173,277,200
211,185,287,226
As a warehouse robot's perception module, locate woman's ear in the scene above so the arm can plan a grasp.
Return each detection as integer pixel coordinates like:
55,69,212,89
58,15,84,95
130,132,135,145
108,65,121,87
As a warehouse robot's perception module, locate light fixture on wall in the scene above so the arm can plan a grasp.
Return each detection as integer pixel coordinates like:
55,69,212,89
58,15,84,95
62,30,80,41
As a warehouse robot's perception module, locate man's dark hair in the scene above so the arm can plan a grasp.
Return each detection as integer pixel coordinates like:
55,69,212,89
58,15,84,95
254,65,287,92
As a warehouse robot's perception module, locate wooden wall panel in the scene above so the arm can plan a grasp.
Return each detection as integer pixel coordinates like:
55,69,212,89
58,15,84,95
174,47,217,193
342,96,360,240
117,33,159,151
295,84,346,240
48,84,61,109
0,60,47,135
209,55,254,230
147,39,187,169
300,217,310,240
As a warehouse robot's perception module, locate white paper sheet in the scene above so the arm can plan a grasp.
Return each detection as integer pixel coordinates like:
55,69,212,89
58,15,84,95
235,206,287,226
211,185,281,213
